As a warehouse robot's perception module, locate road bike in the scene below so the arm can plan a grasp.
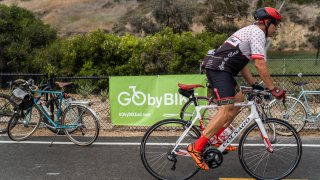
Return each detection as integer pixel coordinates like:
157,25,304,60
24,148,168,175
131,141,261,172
268,73,320,134
140,85,302,180
7,79,100,146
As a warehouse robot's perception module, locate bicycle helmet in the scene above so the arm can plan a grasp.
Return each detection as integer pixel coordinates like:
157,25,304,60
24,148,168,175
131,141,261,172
253,7,282,36
254,7,282,22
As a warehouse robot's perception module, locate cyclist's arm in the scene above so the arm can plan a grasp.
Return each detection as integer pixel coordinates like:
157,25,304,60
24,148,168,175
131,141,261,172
254,59,275,90
240,66,256,86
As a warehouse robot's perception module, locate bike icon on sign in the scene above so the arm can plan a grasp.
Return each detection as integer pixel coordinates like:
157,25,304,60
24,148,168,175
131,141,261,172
118,86,146,106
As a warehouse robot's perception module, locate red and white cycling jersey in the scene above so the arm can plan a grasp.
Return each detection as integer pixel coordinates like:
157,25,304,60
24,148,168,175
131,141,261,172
205,25,266,76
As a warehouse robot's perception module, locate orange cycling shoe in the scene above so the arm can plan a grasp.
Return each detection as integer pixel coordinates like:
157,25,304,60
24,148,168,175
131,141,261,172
187,144,209,171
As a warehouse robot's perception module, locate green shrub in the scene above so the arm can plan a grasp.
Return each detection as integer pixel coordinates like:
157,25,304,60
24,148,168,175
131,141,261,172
33,28,227,76
0,4,56,73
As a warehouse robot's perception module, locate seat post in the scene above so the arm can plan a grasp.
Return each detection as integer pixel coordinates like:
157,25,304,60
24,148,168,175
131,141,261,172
190,93,198,106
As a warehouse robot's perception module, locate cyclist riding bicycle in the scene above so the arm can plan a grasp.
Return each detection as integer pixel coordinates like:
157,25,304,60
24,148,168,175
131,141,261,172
187,7,286,170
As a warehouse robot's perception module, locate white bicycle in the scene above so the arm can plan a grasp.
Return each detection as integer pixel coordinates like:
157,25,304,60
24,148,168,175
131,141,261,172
140,86,302,180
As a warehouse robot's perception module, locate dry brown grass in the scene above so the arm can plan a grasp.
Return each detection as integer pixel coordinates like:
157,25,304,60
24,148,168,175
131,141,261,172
0,0,319,51
0,0,138,35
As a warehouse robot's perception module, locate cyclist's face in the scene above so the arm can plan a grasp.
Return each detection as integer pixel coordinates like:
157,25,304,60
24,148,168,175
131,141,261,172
267,24,277,37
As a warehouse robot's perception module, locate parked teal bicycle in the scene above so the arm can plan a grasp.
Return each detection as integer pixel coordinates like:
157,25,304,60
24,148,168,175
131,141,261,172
7,79,100,146
268,73,320,135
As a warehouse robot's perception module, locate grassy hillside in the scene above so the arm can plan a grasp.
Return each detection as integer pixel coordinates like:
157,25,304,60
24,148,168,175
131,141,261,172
1,0,320,51
0,0,139,36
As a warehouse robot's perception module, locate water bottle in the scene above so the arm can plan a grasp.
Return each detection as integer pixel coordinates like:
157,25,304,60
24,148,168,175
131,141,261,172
220,127,233,141
42,105,52,116
209,126,234,144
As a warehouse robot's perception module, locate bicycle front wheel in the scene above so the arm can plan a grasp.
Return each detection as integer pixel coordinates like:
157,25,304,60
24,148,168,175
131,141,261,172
0,93,17,134
140,119,201,180
268,96,307,135
239,118,302,180
7,105,41,141
62,104,100,146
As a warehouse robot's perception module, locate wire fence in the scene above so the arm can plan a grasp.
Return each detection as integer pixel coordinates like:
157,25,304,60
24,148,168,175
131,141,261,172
249,58,320,74
236,74,320,130
1,72,320,131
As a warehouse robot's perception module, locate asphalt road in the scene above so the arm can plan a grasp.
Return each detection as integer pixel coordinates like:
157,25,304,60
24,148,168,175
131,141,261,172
0,135,319,180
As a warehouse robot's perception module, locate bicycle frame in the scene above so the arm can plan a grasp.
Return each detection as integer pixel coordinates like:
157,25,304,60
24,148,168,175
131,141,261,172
31,90,78,130
172,100,273,154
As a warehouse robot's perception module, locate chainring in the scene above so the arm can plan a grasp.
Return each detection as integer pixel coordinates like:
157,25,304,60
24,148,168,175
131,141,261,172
203,147,223,169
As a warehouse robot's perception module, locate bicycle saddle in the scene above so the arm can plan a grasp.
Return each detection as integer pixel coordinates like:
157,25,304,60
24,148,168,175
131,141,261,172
55,82,73,88
13,79,27,85
178,83,204,91
291,81,308,86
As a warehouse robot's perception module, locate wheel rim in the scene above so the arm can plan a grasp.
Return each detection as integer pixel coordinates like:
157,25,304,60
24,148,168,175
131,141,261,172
268,97,306,135
141,119,200,180
239,119,302,180
64,105,99,145
8,106,41,141
0,96,16,134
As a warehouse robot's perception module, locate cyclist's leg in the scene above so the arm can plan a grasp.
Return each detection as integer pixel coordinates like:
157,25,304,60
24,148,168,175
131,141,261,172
202,70,242,144
217,91,244,128
210,92,244,151
187,70,238,169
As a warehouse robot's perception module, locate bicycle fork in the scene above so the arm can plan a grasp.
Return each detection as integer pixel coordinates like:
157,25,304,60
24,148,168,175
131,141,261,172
256,118,274,153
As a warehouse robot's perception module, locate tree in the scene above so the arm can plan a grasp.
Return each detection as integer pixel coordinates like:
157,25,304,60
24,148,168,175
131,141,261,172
308,15,320,65
201,0,249,34
152,0,196,33
0,5,57,73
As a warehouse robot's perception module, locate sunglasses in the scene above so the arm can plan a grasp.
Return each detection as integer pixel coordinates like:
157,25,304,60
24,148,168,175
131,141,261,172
270,19,281,27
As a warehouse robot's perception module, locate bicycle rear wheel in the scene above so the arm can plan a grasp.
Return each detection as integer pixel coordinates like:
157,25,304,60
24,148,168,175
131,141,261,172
140,119,200,180
63,104,100,146
0,93,17,134
268,96,306,135
7,105,41,141
239,118,302,180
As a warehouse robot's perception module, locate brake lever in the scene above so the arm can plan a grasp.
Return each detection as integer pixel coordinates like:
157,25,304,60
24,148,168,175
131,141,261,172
282,95,287,109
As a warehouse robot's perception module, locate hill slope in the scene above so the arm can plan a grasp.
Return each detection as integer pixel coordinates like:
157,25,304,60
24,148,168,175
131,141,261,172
1,0,320,51
0,0,139,36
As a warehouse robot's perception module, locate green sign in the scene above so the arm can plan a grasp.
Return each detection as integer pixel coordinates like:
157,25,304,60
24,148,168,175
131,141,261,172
109,75,207,126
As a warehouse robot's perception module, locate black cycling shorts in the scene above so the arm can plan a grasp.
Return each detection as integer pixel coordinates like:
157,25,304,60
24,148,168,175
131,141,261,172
206,69,237,102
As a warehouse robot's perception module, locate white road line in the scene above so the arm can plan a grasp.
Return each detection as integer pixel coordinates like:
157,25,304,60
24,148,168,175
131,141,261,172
0,141,320,147
46,173,60,176
219,178,307,180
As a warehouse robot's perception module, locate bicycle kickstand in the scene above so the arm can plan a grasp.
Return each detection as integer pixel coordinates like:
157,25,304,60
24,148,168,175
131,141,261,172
49,129,61,147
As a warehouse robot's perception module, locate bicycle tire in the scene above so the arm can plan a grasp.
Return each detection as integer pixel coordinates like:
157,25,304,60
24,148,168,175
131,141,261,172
238,118,302,180
268,96,307,135
7,105,41,141
140,119,200,180
63,104,100,146
0,93,17,134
